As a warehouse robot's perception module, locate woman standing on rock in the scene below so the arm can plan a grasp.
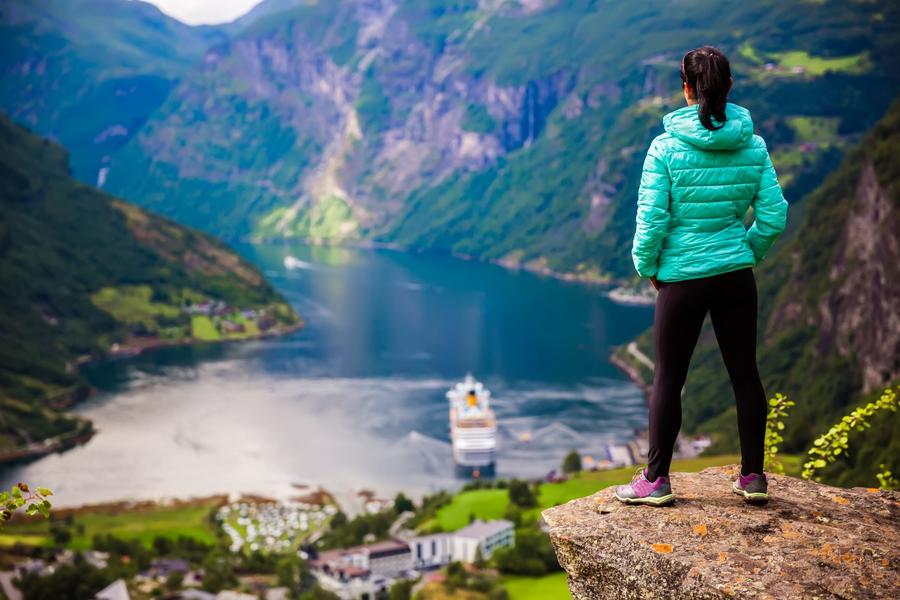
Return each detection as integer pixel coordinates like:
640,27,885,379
615,46,788,507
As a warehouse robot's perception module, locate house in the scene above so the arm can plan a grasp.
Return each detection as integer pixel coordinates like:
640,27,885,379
215,592,256,600
170,591,215,600
220,320,245,334
451,520,515,563
95,579,130,600
14,558,49,578
147,558,190,579
312,539,412,579
365,539,413,576
191,302,213,315
311,539,413,599
409,532,453,570
182,569,205,587
83,550,110,570
408,519,515,568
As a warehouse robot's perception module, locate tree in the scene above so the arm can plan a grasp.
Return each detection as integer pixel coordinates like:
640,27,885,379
389,579,414,600
277,555,306,599
50,521,72,546
507,479,537,508
16,563,111,600
493,529,560,576
393,493,414,514
165,571,184,592
562,450,582,474
329,511,348,530
202,550,238,593
153,535,173,556
473,545,486,569
445,561,466,589
503,503,522,527
299,586,341,600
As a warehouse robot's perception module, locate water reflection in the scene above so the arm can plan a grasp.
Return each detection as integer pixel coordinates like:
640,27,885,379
0,244,654,505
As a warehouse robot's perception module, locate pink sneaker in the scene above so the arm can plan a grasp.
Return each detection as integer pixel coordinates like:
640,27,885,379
615,467,675,506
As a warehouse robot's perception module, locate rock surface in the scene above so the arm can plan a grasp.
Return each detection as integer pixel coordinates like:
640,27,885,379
542,466,900,599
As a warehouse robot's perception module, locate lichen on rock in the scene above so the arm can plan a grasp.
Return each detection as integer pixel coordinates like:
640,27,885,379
542,465,900,599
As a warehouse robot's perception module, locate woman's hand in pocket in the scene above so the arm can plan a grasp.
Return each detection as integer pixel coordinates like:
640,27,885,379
650,276,662,291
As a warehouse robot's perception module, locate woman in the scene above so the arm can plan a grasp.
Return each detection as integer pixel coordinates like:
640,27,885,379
615,46,788,506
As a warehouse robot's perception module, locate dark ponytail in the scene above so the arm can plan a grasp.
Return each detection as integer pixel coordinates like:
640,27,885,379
681,46,731,130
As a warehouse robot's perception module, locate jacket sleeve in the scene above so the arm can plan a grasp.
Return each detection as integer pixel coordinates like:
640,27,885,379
632,140,671,278
746,150,788,263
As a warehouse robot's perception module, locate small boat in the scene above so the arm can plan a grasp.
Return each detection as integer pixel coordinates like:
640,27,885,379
607,286,656,306
447,375,497,478
284,256,312,270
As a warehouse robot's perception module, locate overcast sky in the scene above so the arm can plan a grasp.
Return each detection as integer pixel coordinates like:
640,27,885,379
143,0,265,25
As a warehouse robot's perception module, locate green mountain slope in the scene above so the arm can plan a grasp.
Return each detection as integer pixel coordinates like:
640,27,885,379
0,114,300,459
0,0,224,184
616,98,900,486
94,0,900,281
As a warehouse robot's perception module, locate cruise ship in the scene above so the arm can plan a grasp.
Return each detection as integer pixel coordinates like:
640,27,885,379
447,375,497,478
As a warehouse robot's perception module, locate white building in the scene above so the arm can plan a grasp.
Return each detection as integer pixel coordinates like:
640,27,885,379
408,519,515,568
409,533,453,569
95,579,130,600
312,539,412,580
451,520,515,563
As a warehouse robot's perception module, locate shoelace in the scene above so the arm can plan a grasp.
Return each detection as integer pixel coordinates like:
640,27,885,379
630,466,646,485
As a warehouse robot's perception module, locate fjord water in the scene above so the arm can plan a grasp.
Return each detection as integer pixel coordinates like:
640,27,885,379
1,243,652,507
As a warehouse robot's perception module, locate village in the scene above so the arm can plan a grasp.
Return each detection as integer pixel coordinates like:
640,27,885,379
0,484,521,600
0,428,717,600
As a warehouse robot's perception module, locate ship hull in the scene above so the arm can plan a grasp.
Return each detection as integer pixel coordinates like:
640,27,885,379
454,461,496,479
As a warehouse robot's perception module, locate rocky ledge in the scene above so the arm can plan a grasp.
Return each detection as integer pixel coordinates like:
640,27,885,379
542,465,899,599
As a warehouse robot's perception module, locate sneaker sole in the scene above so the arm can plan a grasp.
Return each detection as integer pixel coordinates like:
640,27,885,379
732,482,769,504
614,492,675,506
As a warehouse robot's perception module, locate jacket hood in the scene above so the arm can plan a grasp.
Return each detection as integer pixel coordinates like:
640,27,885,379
663,102,754,149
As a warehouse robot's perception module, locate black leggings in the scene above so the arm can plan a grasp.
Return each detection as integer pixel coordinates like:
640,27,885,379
645,267,766,481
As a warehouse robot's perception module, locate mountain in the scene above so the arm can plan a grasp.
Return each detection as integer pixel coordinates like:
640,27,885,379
615,98,900,487
0,114,300,460
92,0,900,281
0,0,225,184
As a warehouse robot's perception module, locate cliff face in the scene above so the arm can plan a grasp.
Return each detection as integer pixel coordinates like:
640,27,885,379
103,0,574,242
542,466,900,599
84,0,900,278
768,161,899,393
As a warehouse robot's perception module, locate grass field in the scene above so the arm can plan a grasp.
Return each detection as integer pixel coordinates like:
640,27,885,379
91,285,181,329
0,499,222,550
770,50,871,75
435,488,509,531
191,315,221,341
433,454,746,531
786,116,840,143
503,573,570,600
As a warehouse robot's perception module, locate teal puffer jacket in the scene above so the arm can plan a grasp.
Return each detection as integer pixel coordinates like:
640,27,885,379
632,102,788,282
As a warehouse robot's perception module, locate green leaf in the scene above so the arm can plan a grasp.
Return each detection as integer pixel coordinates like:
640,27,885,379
36,487,52,497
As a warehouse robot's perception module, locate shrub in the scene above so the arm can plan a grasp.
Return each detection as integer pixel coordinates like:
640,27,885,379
802,386,899,486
